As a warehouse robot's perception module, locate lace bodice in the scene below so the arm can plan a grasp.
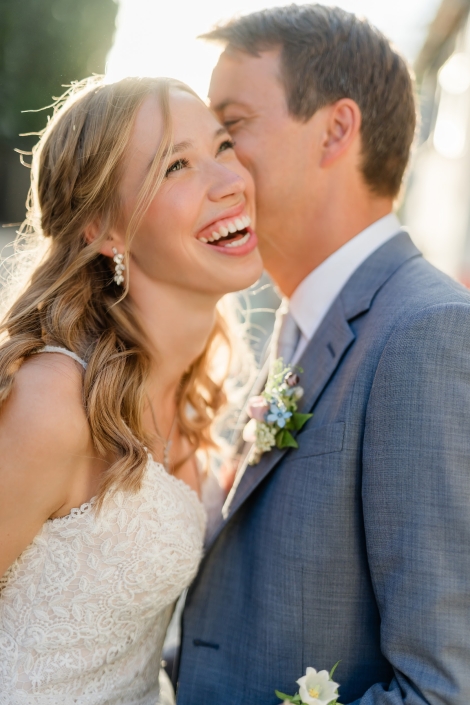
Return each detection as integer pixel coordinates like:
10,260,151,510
0,457,206,705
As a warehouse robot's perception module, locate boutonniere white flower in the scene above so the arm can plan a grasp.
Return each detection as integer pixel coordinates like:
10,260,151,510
276,663,341,705
243,358,313,465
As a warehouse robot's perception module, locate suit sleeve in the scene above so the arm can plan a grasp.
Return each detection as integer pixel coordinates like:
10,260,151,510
352,302,470,705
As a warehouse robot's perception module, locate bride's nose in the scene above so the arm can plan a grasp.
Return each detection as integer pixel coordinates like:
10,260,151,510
208,164,245,202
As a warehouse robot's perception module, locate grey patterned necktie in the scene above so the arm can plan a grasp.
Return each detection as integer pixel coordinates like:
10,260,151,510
271,299,301,367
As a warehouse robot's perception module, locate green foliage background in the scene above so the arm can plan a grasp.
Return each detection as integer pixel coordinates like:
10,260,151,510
0,0,118,222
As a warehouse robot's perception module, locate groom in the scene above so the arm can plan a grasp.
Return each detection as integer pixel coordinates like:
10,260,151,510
177,5,470,704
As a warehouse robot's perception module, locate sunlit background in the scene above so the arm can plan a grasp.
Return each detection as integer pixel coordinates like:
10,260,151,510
106,0,441,98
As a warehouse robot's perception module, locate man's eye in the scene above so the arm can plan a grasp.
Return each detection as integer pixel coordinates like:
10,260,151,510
223,119,243,130
165,158,189,176
218,139,235,154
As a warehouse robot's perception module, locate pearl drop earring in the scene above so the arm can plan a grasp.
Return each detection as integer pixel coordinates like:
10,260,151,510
112,247,125,286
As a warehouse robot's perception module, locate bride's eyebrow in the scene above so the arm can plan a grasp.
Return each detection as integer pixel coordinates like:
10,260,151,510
165,127,228,155
145,140,192,173
164,140,193,157
214,126,229,138
147,128,230,171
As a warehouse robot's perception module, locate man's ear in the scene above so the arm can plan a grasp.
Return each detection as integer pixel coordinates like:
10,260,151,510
84,220,125,258
320,98,362,168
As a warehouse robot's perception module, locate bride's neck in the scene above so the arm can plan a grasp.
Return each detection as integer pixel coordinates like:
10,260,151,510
128,274,218,416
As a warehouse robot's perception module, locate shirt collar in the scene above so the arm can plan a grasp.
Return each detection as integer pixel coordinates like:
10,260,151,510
289,213,402,342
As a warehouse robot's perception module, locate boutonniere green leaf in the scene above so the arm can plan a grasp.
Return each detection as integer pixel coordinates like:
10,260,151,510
243,358,313,465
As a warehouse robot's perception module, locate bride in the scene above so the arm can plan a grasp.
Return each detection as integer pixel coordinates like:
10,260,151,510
0,75,262,703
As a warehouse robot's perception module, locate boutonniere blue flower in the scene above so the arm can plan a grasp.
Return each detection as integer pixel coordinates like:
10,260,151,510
243,358,313,465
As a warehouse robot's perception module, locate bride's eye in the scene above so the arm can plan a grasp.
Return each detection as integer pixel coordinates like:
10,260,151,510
217,139,235,154
165,158,189,176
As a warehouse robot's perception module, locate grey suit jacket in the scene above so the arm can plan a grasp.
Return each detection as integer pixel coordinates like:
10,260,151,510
177,233,470,705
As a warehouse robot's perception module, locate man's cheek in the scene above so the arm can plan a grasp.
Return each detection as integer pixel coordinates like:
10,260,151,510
233,143,251,168
239,151,263,181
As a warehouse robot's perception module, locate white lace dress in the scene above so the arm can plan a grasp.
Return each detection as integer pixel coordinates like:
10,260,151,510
0,448,206,704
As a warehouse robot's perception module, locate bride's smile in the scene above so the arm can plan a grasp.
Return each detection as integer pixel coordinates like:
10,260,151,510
195,206,254,253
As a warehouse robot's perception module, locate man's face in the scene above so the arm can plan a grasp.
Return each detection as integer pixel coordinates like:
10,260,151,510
209,49,321,268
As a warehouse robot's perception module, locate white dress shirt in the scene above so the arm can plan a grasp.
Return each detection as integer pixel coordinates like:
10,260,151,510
289,213,402,364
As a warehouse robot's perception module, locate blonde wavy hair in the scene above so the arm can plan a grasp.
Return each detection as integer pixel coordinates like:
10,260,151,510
0,76,235,508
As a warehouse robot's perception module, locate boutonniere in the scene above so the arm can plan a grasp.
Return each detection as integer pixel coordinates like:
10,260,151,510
276,663,341,705
243,358,313,465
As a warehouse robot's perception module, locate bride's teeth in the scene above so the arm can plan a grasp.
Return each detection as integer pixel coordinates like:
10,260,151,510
200,214,251,245
224,232,250,248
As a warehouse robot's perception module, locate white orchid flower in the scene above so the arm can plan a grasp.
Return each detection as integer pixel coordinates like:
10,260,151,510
297,667,339,705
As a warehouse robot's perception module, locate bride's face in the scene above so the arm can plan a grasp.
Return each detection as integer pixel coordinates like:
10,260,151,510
117,89,263,297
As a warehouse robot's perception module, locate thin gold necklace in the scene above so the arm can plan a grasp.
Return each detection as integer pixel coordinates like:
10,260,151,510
147,395,178,473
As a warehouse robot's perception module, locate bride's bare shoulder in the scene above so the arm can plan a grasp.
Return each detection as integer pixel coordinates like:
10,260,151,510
0,352,93,577
1,352,89,446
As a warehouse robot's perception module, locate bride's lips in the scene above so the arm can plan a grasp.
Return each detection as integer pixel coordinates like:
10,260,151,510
196,205,257,256
197,203,247,241
202,227,258,257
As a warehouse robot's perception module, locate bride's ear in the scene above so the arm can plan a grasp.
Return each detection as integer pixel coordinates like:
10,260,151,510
84,220,125,259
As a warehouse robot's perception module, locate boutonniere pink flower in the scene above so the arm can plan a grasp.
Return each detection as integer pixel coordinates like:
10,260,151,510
243,358,313,465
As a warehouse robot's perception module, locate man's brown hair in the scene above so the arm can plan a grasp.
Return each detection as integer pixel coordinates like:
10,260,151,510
201,4,417,198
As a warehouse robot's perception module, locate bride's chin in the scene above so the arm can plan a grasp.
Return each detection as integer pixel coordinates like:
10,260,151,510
216,256,264,294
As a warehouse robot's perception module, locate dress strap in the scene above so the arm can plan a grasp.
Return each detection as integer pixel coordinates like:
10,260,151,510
39,345,88,370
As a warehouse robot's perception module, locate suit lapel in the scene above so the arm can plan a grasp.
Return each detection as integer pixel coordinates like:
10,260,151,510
222,295,355,519
231,356,271,451
205,232,421,551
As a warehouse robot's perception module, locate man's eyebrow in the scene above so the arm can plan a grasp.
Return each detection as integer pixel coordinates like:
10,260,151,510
211,99,249,112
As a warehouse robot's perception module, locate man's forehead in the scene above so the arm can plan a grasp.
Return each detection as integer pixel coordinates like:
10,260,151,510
209,48,282,108
215,46,281,74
